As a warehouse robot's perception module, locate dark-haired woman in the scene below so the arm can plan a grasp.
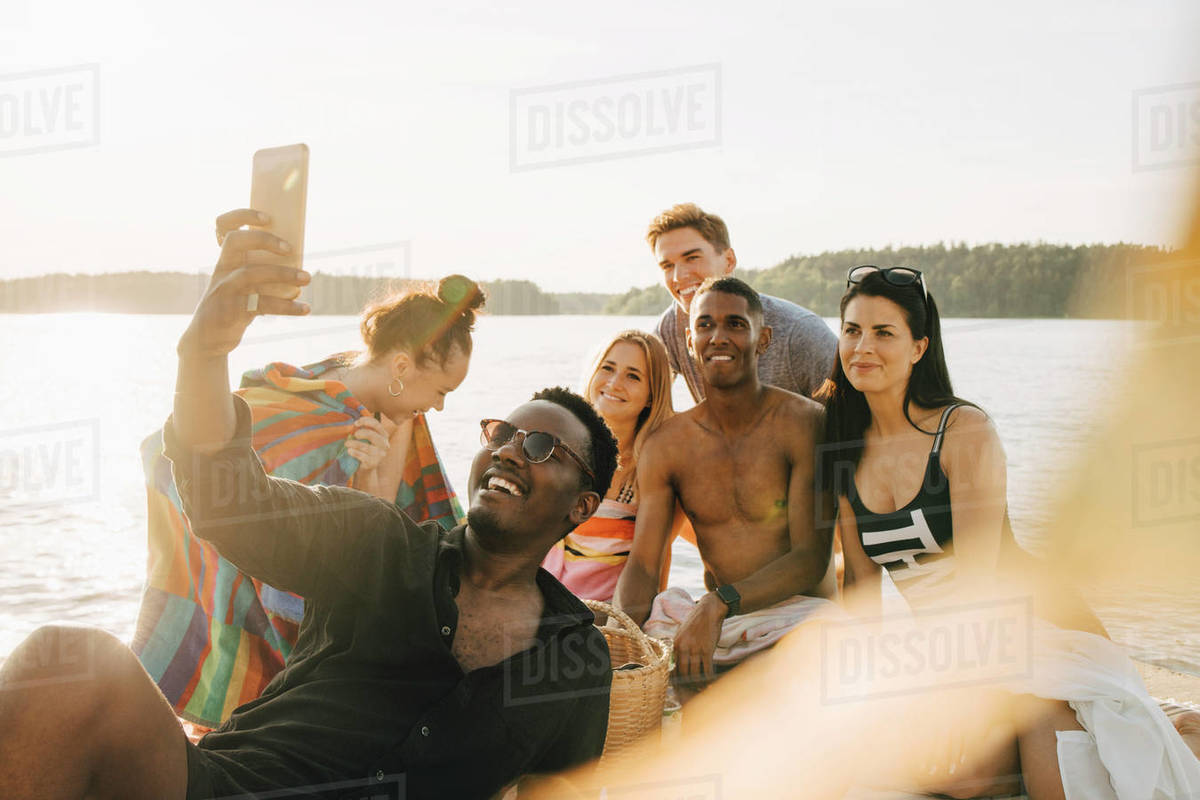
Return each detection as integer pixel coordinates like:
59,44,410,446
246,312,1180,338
134,208,485,732
818,266,1200,798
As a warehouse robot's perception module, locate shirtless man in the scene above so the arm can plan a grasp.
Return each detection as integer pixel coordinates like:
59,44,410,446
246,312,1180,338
615,276,836,687
0,226,617,800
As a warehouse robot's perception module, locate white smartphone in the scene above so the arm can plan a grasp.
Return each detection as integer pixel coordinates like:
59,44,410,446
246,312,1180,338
248,143,309,299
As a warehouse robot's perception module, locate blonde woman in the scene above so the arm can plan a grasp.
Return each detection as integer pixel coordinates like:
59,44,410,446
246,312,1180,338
543,330,680,601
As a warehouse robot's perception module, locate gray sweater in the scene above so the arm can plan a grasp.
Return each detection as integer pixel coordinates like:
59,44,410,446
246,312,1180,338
655,293,837,402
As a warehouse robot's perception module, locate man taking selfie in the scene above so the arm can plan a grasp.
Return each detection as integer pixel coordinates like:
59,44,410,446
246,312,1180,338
0,217,617,800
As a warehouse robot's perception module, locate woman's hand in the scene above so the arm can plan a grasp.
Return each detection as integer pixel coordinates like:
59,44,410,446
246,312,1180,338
177,208,309,360
351,415,413,501
346,415,393,471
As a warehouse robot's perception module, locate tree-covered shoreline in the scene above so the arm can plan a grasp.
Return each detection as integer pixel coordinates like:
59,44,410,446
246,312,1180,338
602,242,1171,319
0,241,1171,317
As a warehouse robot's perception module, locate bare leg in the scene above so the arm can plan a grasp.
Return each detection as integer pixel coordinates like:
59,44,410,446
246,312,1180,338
909,691,1069,799
1013,695,1085,800
0,625,190,800
922,721,1023,799
1174,710,1200,760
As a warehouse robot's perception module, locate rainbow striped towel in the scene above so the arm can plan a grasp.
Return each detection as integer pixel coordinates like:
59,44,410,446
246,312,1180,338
132,355,463,729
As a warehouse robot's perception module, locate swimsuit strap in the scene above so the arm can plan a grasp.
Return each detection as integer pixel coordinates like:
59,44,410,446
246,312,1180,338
930,403,967,458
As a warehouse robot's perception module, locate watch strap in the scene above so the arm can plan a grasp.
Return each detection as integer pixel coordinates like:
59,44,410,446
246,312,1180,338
714,584,741,617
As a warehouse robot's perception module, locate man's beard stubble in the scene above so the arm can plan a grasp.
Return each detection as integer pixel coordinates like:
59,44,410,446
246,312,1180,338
466,505,503,542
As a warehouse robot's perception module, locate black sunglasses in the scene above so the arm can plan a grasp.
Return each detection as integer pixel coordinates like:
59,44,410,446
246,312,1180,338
479,419,596,484
847,265,929,304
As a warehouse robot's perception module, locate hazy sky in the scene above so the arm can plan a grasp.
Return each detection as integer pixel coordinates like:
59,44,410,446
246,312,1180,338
3,0,1199,293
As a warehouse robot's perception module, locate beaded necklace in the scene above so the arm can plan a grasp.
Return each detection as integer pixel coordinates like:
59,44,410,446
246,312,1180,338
611,458,636,505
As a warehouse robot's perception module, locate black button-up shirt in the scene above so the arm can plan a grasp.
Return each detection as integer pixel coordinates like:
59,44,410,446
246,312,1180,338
165,396,611,799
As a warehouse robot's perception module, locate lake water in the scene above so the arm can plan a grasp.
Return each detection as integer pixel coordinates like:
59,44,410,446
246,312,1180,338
0,313,1197,674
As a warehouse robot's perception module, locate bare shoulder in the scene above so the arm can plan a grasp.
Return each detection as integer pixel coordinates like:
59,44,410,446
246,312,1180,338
939,404,1004,461
942,404,995,436
765,386,825,431
664,404,706,433
641,409,698,457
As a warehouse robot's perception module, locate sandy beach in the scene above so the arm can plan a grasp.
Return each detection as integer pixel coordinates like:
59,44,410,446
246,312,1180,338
1139,662,1200,708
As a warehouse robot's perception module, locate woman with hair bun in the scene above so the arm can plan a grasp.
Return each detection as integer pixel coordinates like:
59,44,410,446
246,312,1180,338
320,273,484,503
134,209,485,732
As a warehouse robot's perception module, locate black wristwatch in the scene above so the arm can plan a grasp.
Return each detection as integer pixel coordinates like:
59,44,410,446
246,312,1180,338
714,584,741,617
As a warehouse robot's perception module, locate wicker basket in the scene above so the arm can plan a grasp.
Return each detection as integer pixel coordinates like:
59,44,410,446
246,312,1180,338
584,599,673,761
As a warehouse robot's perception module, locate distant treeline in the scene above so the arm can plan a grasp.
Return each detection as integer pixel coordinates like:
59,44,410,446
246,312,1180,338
0,242,1173,317
604,242,1172,318
0,272,610,316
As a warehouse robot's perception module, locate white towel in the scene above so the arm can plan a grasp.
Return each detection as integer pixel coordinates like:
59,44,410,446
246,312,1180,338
643,587,840,666
845,691,1195,800
1015,623,1200,799
840,621,1199,799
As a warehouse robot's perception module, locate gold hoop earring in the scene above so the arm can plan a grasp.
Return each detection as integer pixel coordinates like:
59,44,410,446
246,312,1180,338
388,377,405,397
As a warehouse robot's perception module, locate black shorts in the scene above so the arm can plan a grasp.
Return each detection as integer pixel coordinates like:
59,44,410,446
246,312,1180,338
184,743,375,800
184,741,253,800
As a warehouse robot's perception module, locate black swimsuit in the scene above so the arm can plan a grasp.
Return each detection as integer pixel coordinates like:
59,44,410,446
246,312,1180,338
848,404,965,603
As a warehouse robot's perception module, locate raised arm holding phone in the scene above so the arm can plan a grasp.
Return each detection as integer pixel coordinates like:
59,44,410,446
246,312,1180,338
0,208,619,800
136,193,481,730
175,211,310,449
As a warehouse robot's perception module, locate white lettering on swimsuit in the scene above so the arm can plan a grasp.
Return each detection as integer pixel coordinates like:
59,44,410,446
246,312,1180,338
862,508,943,577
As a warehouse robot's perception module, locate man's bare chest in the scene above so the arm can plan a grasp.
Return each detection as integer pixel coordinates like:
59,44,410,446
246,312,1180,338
673,433,792,523
451,590,540,674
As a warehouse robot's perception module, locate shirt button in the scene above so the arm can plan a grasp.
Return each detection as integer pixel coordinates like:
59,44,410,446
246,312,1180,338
375,770,385,782
441,626,451,636
420,725,431,737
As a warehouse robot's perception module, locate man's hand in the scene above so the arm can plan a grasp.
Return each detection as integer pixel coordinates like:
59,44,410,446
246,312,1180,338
173,208,311,453
673,592,728,688
177,208,310,360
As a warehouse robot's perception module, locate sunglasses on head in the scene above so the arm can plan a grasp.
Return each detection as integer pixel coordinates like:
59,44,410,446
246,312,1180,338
479,419,596,484
847,265,929,305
